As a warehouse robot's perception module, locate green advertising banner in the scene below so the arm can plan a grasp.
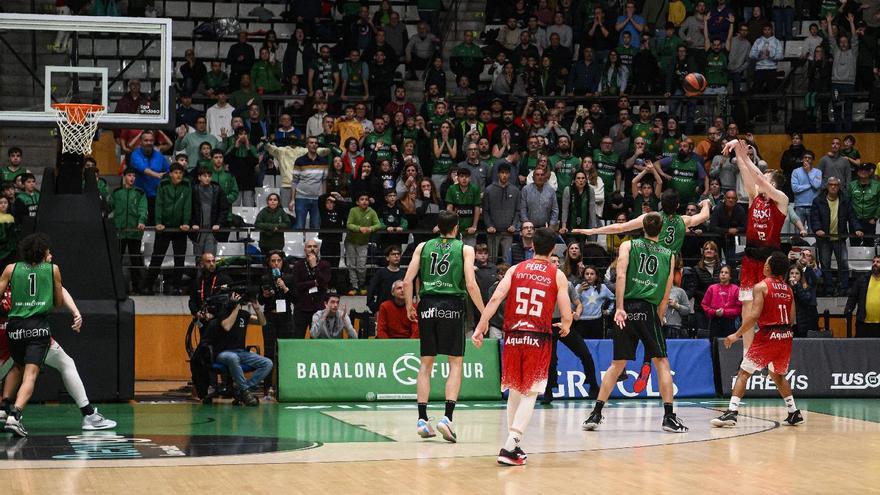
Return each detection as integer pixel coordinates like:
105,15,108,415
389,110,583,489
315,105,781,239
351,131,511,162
278,339,501,402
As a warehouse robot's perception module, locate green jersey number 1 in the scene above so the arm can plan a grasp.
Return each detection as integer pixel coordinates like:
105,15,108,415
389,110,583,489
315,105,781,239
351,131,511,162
28,272,37,297
429,252,450,276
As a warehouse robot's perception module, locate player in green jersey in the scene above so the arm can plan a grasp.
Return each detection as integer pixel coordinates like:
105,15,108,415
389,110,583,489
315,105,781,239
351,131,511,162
575,187,711,388
403,211,485,443
0,233,63,437
582,212,689,433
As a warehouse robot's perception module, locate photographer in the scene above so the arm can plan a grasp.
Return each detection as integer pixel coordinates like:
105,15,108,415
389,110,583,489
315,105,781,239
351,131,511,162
259,250,295,396
291,239,331,339
202,291,271,406
189,253,232,324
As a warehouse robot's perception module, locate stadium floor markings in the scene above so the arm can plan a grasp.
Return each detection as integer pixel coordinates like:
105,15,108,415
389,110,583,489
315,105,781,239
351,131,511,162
0,400,877,493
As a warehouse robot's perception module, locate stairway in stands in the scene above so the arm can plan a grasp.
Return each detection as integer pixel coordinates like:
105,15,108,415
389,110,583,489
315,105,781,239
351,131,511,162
405,0,487,102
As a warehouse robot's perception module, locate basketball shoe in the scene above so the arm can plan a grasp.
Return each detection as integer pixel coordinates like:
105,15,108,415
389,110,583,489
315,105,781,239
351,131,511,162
633,362,652,393
783,410,804,426
417,418,436,438
4,416,27,438
497,448,526,466
710,410,738,428
582,411,604,430
437,416,457,443
82,408,117,430
662,413,689,433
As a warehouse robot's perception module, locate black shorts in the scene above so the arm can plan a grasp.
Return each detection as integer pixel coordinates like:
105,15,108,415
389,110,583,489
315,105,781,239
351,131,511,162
418,295,466,357
612,300,666,361
6,316,52,366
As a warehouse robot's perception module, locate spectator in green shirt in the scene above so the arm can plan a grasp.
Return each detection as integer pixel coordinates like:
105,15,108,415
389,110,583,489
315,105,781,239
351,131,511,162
703,15,733,95
2,147,27,189
201,59,229,97
450,31,484,85
250,47,283,94
444,167,482,246
849,162,880,246
346,192,381,295
109,167,148,293
229,74,263,118
841,134,862,177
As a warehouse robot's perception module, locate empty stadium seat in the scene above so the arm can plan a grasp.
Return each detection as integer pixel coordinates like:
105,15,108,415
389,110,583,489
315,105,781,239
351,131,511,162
78,38,94,56
217,242,245,257
213,2,238,18
263,174,280,188
784,39,805,58
232,206,259,224
189,2,214,19
171,20,193,39
195,40,220,59
163,1,189,17
848,246,875,271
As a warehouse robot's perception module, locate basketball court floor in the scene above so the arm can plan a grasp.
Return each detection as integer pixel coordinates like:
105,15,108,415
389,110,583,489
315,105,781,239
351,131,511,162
0,398,875,493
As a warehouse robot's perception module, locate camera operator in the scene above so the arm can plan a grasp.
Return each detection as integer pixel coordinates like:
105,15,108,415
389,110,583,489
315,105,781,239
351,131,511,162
189,253,232,324
291,239,331,339
201,291,271,406
258,250,294,397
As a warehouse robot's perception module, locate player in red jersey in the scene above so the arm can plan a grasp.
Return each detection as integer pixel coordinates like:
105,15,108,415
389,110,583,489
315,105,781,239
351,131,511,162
722,139,789,354
474,227,573,466
711,252,804,427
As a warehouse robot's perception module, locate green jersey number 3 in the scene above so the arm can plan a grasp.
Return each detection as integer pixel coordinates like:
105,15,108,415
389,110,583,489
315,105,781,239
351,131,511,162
663,225,676,246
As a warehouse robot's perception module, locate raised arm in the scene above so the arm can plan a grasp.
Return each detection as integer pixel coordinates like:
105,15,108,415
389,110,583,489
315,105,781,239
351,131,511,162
683,198,713,227
724,139,789,210
573,213,646,237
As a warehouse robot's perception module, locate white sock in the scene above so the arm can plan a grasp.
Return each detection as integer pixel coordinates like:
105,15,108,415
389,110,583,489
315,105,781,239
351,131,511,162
511,393,538,436
506,390,522,432
728,396,741,412
503,431,521,451
783,395,797,413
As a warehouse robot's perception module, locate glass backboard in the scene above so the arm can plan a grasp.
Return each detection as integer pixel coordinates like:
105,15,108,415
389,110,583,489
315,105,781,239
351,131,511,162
0,13,172,127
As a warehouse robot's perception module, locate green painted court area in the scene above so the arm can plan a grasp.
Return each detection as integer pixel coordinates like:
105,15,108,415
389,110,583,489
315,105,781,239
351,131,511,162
9,398,880,444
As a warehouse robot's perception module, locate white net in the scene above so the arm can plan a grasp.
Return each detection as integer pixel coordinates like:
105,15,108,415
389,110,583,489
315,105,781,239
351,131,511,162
52,104,106,155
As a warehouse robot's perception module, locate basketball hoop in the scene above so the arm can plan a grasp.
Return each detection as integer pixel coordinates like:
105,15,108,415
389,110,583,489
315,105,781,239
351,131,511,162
51,103,106,155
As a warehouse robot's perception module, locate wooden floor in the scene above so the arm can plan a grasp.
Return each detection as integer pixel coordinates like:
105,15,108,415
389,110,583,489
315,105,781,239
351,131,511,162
0,399,876,494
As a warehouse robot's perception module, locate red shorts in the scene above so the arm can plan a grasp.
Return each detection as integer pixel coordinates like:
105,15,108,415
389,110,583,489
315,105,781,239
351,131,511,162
501,331,552,395
739,255,766,300
742,326,793,375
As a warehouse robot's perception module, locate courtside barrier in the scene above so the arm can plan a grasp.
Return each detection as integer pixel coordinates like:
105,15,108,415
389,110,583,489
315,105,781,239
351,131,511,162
552,339,716,398
717,338,880,397
278,339,502,402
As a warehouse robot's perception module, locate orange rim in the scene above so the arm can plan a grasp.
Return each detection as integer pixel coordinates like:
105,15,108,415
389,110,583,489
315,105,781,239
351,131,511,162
52,103,105,125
